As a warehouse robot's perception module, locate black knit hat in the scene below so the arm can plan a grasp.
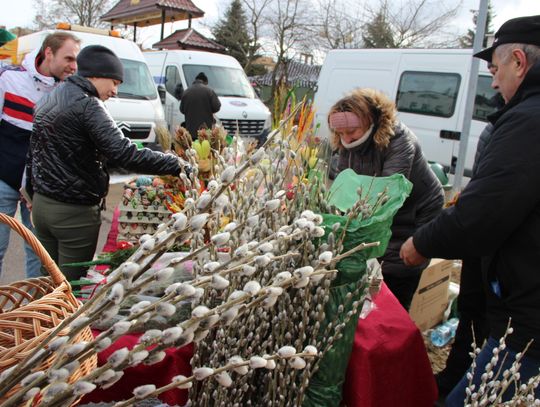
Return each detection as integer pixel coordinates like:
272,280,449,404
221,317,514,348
77,45,124,82
195,72,208,82
475,15,540,62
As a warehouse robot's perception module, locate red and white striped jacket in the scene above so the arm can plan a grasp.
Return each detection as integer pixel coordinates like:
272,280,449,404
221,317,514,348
0,49,58,190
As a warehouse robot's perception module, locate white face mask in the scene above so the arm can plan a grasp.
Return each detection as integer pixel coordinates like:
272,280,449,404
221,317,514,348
341,125,374,149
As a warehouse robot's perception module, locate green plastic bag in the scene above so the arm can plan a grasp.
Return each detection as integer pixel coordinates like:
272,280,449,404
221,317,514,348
303,170,412,407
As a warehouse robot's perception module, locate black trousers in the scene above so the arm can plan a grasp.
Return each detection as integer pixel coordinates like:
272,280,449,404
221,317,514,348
436,257,488,396
382,260,426,311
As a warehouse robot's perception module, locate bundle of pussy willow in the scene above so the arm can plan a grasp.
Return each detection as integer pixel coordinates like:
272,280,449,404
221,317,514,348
0,110,383,407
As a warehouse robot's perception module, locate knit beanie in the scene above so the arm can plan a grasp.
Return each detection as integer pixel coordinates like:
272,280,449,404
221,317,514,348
77,45,124,83
195,72,208,82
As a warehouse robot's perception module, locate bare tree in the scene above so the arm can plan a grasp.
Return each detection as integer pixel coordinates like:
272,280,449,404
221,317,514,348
66,0,113,27
33,0,113,29
314,0,365,50
34,0,62,30
241,0,272,74
261,0,316,104
363,0,462,48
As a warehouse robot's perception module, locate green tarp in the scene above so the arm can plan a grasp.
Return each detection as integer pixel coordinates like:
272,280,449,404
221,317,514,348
303,170,412,406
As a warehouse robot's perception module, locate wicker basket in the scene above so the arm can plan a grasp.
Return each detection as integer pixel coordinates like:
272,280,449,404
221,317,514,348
0,213,97,403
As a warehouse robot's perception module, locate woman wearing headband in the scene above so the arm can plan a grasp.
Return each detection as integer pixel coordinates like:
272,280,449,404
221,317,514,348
328,88,444,310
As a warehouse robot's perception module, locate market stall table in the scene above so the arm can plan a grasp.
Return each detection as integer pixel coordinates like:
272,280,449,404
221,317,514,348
342,283,438,407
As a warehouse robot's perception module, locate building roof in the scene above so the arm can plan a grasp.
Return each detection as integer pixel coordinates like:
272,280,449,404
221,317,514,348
101,0,204,27
153,28,225,52
253,60,321,88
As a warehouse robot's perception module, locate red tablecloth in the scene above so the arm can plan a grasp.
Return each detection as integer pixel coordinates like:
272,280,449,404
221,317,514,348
342,283,438,407
80,333,193,406
102,206,121,253
82,285,436,406
85,208,437,406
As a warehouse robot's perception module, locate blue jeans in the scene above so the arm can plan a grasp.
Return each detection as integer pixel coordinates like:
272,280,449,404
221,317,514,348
446,336,540,406
0,179,42,278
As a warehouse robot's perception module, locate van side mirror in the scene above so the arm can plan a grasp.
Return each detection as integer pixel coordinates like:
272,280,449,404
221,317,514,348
157,84,166,104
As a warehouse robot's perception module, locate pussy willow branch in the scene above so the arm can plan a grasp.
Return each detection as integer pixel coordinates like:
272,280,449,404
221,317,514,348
1,142,272,398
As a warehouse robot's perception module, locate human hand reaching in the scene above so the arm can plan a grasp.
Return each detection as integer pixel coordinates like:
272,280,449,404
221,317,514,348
400,237,427,266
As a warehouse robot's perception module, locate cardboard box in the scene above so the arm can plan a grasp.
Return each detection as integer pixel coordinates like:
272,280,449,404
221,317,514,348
409,259,456,332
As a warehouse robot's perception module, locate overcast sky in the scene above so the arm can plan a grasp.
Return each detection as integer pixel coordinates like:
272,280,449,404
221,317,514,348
2,0,540,50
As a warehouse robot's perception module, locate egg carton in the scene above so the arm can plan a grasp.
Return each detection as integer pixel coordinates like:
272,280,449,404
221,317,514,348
117,228,157,243
119,203,171,214
117,213,172,243
118,213,170,224
119,202,173,222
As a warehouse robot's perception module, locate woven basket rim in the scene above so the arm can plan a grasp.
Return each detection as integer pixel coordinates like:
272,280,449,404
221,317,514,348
0,214,97,404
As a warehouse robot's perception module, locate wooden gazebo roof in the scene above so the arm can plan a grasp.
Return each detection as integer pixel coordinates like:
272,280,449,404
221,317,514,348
153,28,225,53
101,0,204,28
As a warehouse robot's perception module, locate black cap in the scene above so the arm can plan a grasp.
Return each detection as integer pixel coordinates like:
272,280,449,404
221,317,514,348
475,15,540,62
77,45,124,83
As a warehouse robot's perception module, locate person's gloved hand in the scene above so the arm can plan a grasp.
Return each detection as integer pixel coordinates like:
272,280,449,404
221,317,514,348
179,158,192,179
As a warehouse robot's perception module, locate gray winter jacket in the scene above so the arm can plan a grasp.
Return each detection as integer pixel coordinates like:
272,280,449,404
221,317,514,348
334,121,444,269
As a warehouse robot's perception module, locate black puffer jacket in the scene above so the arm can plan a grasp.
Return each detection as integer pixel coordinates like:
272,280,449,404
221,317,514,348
335,121,444,269
28,75,181,206
413,62,540,358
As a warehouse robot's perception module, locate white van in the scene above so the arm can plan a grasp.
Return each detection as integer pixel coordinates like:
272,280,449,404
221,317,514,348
10,25,166,147
144,50,271,143
313,49,500,174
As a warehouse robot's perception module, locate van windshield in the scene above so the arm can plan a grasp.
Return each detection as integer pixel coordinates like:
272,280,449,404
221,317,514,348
183,64,256,99
117,59,158,100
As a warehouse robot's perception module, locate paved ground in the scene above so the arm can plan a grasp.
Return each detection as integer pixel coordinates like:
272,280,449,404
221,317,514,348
0,180,125,286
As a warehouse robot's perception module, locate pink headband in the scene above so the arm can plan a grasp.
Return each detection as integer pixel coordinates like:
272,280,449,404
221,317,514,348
328,112,362,129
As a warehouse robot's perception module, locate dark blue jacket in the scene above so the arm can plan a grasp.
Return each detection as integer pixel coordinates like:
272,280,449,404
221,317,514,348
414,62,540,358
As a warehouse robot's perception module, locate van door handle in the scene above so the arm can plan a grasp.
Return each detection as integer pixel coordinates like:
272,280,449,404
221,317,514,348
440,130,461,140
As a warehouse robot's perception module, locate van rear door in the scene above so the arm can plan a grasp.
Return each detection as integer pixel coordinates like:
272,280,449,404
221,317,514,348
394,51,472,171
395,51,500,173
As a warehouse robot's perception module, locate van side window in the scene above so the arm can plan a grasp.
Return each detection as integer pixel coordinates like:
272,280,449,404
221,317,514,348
396,71,461,118
474,75,500,122
165,65,181,95
183,64,256,99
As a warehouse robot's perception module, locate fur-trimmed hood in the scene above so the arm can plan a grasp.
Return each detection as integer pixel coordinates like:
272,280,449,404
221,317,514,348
329,88,397,151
